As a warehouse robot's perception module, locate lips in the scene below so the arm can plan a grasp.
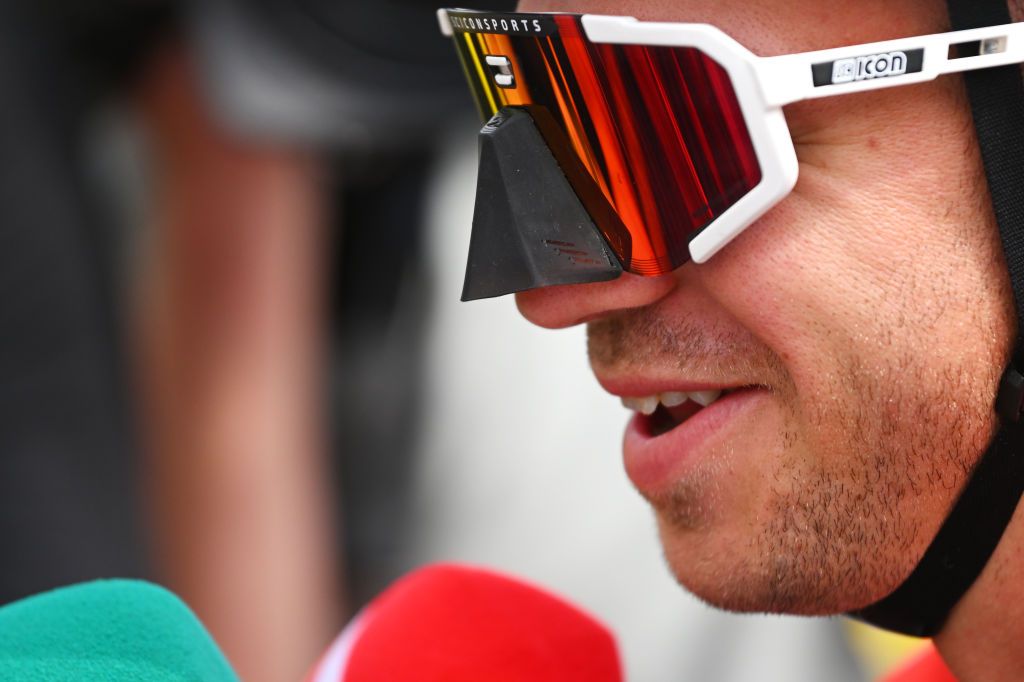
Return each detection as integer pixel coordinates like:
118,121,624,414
613,383,769,495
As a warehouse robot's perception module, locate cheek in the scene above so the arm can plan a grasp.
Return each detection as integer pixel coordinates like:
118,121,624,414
696,79,1010,489
705,78,999,389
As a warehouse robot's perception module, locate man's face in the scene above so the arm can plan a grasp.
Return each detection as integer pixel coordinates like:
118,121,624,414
516,0,1015,614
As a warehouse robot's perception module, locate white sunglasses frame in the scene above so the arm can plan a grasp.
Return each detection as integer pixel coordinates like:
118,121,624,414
440,11,1024,265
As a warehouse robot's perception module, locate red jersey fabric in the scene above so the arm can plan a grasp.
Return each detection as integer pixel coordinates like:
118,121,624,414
883,646,957,682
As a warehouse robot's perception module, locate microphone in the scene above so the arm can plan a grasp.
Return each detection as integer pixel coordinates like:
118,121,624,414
0,579,238,681
307,563,623,682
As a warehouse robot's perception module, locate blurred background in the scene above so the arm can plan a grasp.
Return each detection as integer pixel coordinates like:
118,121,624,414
0,1,926,680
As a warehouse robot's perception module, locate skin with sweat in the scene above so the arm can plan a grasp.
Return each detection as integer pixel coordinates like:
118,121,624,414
515,0,1023,677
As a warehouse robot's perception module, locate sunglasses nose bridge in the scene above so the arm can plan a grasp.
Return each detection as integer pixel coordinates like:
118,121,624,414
461,107,623,302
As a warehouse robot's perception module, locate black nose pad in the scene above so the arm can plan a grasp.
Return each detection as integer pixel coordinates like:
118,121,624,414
460,107,623,302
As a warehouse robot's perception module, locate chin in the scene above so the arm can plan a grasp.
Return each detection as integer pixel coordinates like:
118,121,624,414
653,513,899,616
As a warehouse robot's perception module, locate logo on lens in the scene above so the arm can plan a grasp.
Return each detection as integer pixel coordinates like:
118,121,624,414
831,51,908,84
485,55,516,89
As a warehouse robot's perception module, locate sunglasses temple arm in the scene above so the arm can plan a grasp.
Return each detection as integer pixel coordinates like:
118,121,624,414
756,22,1024,107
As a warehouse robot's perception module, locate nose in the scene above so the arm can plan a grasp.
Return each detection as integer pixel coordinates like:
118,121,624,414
515,272,677,329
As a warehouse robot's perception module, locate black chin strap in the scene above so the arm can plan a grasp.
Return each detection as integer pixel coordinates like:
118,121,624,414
852,0,1024,636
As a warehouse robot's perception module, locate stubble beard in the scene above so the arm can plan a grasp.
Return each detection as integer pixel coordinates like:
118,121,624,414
588,309,995,616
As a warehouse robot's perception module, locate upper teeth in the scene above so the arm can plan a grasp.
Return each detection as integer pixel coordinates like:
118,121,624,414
621,390,724,415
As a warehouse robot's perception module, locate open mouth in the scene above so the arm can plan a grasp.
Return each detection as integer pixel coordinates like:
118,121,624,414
622,389,746,437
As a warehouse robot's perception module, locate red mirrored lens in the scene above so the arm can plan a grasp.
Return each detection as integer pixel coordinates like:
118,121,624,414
451,13,762,275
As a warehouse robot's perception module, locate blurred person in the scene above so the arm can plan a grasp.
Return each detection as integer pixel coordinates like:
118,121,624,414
136,45,341,682
136,0,477,678
0,2,471,681
0,3,342,680
441,0,1024,679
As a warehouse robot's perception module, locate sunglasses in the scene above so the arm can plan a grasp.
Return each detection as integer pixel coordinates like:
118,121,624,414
439,9,1024,299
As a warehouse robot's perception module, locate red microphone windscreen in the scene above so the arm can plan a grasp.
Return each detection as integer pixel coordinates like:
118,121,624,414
308,564,623,682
